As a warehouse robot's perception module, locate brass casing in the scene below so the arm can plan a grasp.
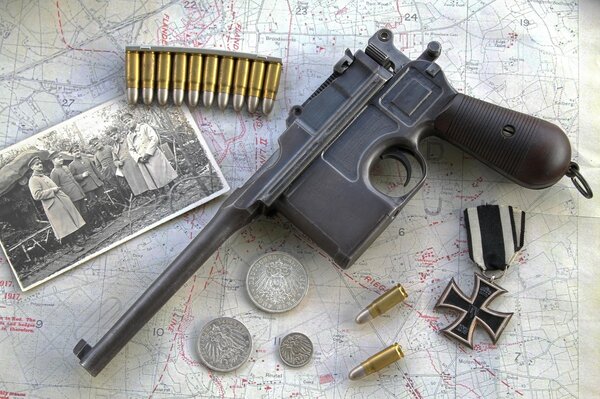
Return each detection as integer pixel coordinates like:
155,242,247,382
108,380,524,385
202,55,219,92
126,45,282,107
187,53,203,91
127,45,281,64
262,62,282,100
248,60,266,98
157,52,171,89
233,58,251,95
368,284,408,318
172,53,187,90
362,343,404,376
141,51,156,89
218,56,235,94
126,51,140,89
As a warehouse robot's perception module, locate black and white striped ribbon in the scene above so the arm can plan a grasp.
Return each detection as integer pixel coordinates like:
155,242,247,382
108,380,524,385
464,205,525,271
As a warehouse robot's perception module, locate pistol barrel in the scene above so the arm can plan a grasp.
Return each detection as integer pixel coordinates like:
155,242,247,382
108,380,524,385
74,205,254,376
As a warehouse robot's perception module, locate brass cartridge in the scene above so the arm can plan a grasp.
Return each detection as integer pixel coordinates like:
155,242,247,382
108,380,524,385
187,53,203,107
126,45,282,109
348,343,404,380
355,283,408,324
126,50,140,104
217,56,235,110
247,60,266,113
172,52,187,106
232,58,250,112
262,62,282,114
141,51,156,105
156,51,172,105
202,55,219,108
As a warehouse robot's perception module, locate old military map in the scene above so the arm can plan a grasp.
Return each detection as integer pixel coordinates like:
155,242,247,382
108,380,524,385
0,1,599,398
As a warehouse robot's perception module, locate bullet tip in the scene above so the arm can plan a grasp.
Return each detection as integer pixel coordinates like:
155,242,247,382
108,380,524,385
127,88,138,104
142,88,153,105
262,98,275,115
232,94,245,112
188,91,200,107
203,91,214,108
157,88,169,106
348,365,367,381
355,308,372,324
217,92,230,111
247,96,260,113
173,89,184,106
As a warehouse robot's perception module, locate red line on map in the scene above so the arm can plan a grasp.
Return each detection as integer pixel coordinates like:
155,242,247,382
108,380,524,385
208,371,226,398
282,0,295,106
160,250,230,384
55,1,118,55
291,232,391,296
201,111,248,164
459,346,523,396
177,0,222,46
416,310,440,331
204,265,215,289
148,274,200,398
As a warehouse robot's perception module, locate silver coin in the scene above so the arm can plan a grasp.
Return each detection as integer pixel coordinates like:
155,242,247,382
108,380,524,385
196,317,252,372
246,252,309,313
279,332,313,368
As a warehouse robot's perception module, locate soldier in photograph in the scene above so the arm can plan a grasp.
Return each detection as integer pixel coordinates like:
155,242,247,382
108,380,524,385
107,127,148,197
50,154,86,217
121,113,178,196
28,156,85,252
68,145,110,227
90,137,129,203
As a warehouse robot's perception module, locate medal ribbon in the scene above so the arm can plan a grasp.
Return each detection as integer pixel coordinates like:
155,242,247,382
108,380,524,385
464,205,525,272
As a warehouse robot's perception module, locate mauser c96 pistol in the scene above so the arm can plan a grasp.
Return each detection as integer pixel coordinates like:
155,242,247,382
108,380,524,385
75,29,592,376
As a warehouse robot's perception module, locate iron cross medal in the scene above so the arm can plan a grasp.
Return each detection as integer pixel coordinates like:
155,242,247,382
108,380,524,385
435,273,513,349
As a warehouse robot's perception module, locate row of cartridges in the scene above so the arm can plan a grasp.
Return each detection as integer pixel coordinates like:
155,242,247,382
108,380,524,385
125,46,283,114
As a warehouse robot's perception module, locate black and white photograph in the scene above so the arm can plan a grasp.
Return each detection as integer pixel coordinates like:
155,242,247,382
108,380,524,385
0,97,229,291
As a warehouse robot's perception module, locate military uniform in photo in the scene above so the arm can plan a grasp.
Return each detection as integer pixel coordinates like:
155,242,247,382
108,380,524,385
127,123,178,190
111,139,148,196
93,145,118,181
69,152,110,227
93,142,130,202
69,156,104,196
50,163,86,216
28,162,85,241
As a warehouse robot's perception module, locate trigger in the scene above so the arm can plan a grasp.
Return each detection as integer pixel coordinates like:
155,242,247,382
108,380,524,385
380,148,412,186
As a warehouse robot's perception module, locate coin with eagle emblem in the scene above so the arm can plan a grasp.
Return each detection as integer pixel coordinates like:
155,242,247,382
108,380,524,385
279,332,313,367
246,252,309,313
196,317,252,372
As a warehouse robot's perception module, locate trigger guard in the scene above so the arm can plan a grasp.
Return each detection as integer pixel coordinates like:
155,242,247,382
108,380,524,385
380,147,412,186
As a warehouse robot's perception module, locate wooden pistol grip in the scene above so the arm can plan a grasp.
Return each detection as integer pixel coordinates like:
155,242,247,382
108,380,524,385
434,93,571,189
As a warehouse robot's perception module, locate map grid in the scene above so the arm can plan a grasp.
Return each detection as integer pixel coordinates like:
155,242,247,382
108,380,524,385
0,1,599,398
